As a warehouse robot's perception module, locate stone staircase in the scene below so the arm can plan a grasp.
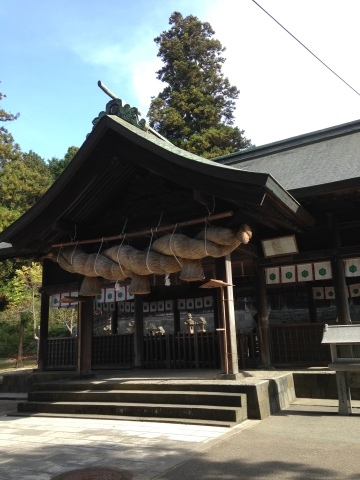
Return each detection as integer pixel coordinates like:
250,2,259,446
15,379,248,427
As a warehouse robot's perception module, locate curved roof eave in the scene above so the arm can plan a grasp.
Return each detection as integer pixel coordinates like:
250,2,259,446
0,115,314,256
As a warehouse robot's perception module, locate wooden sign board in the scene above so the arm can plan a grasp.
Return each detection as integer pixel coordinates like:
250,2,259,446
262,235,298,258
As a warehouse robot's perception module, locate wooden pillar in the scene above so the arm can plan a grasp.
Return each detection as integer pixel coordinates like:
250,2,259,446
173,297,180,333
212,291,222,370
37,291,49,371
77,296,93,376
329,212,351,324
224,255,239,375
332,257,351,324
254,265,273,367
213,293,220,330
133,294,144,368
37,259,50,371
215,259,226,373
111,302,118,334
306,283,318,323
215,255,240,377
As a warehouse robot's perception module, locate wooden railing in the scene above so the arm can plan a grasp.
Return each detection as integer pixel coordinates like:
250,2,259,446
46,337,77,369
45,335,134,370
45,324,330,370
92,334,134,368
143,332,220,369
269,323,331,365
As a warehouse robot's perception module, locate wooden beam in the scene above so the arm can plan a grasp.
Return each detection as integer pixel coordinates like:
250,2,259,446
51,210,233,248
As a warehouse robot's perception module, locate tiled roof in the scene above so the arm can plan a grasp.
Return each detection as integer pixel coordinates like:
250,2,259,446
217,119,360,194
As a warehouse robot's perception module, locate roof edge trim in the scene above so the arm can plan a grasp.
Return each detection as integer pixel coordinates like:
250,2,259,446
215,118,360,165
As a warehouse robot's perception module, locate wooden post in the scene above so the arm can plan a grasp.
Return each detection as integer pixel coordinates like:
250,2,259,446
111,302,118,334
332,257,352,325
133,294,144,368
173,297,180,333
215,259,227,373
225,254,239,375
214,256,241,378
329,212,351,325
306,283,318,323
254,265,273,367
77,296,93,376
37,260,50,371
37,291,49,371
213,293,220,330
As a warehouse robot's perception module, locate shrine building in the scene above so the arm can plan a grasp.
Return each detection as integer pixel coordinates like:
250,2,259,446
1,94,360,375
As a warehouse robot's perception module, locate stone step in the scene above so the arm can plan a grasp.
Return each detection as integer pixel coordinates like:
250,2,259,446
28,389,245,408
8,411,240,427
17,400,246,424
31,380,248,393
19,378,257,426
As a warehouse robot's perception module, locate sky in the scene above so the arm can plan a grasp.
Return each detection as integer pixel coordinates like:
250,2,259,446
2,0,360,161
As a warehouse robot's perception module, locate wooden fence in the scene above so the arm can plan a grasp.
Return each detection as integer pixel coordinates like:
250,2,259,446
45,324,330,370
92,334,134,368
143,332,221,369
269,323,331,365
46,337,77,369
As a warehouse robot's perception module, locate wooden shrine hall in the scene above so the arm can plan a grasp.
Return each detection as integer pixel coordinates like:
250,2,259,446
2,94,360,375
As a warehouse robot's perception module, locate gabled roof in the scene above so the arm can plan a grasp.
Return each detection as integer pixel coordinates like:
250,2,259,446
215,118,360,198
0,114,314,260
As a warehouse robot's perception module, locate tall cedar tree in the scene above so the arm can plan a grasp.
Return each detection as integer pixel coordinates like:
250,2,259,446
147,12,252,159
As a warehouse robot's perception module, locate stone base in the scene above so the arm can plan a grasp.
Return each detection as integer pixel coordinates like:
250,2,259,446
216,372,246,381
257,364,276,370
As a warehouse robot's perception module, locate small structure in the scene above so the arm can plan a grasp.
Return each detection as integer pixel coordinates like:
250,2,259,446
196,316,207,332
322,324,360,415
185,313,196,334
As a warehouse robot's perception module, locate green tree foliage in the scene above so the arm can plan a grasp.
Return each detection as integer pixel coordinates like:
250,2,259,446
0,259,27,312
0,152,53,231
147,12,252,158
48,307,77,337
0,87,80,359
0,86,52,319
1,262,42,366
47,145,79,181
0,87,55,232
0,317,20,357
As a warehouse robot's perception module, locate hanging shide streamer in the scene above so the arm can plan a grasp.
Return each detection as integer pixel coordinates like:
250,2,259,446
47,223,252,294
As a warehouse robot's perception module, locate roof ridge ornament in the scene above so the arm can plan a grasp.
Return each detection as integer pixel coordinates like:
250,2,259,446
92,80,147,132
